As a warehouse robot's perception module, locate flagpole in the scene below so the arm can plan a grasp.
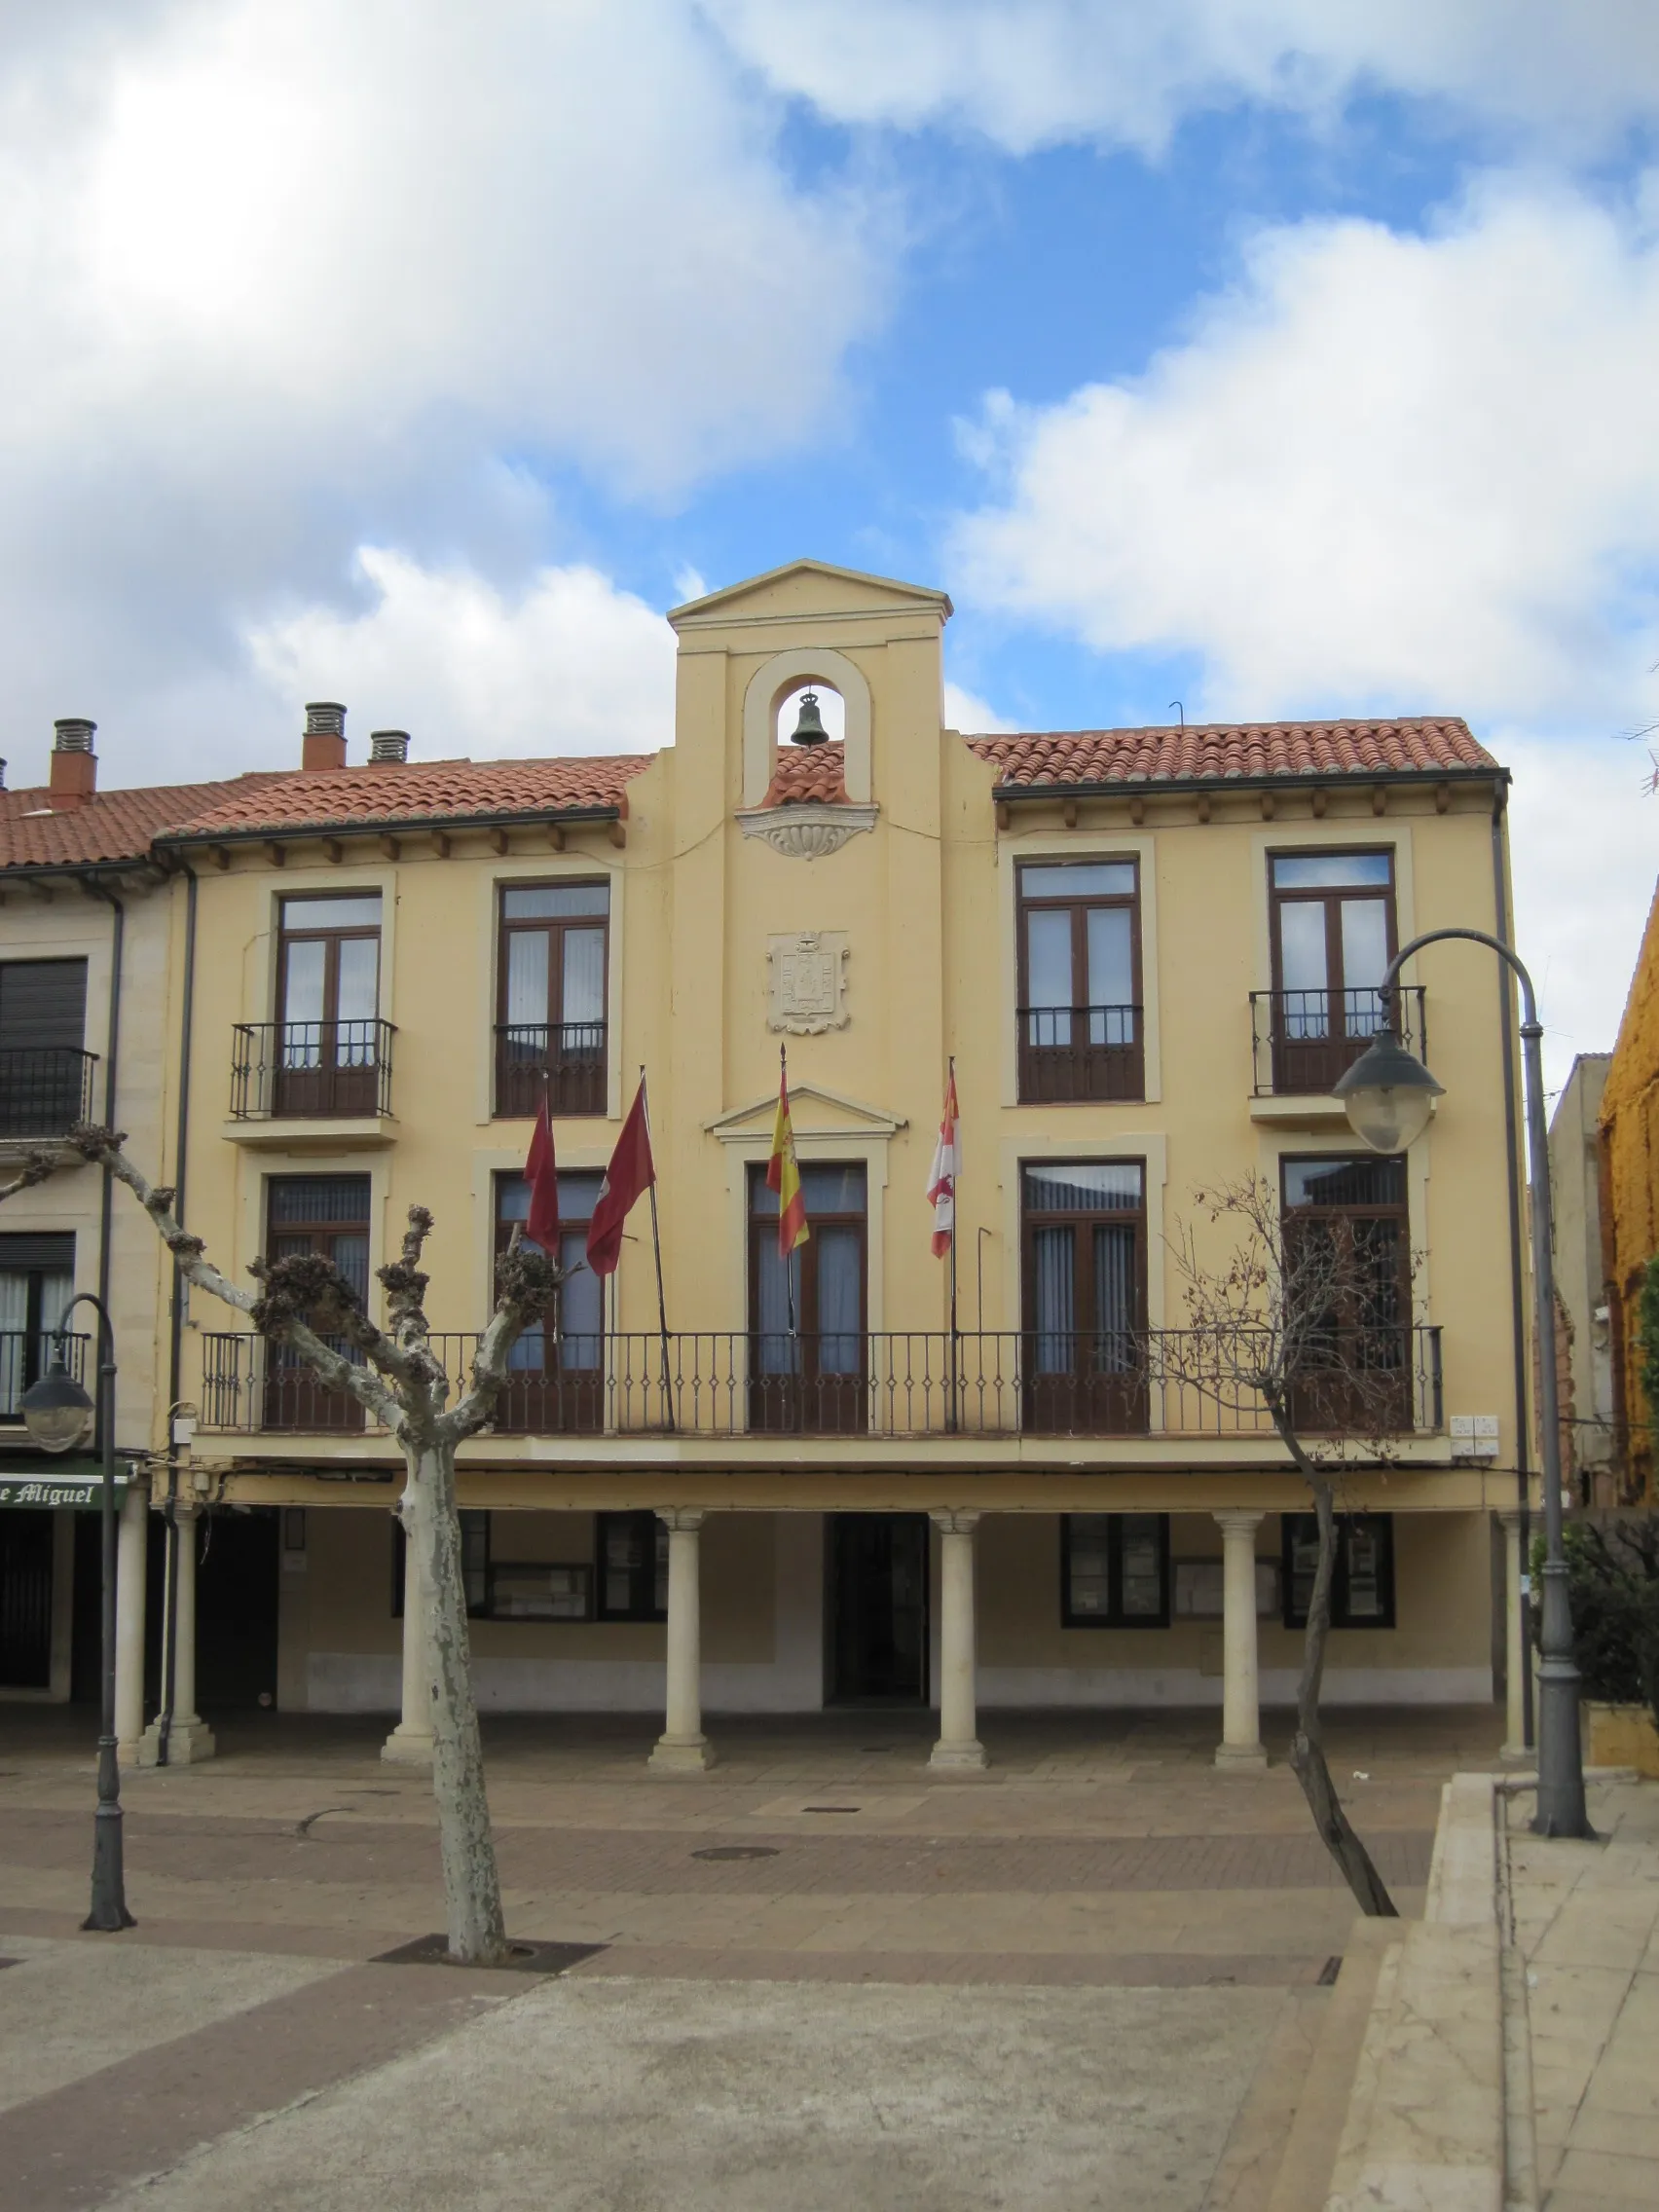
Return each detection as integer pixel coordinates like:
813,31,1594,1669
639,1068,675,1435
946,1055,960,1436
780,1044,798,1343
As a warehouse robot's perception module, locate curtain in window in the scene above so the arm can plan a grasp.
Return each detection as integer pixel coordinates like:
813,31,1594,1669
1025,909,1072,1046
1086,908,1133,1043
560,1228,603,1369
280,940,326,1066
0,1272,27,1415
1341,899,1390,1037
562,927,606,1033
335,939,379,1063
1278,903,1329,1037
755,1244,801,1376
817,1226,862,1374
1033,1226,1075,1373
505,932,549,1044
1093,1223,1137,1373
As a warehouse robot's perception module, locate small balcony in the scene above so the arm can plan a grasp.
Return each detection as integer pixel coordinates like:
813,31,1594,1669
1250,986,1427,1097
1016,1006,1144,1105
1,1331,92,1425
195,1324,1443,1442
494,1023,608,1119
0,1048,97,1140
229,1021,396,1123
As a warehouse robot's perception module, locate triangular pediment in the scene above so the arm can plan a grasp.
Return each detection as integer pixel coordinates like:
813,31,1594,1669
706,1080,908,1142
669,559,952,630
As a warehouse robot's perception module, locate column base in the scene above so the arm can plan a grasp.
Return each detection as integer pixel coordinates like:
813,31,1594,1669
928,1739,989,1773
381,1724,435,1767
137,1714,217,1767
1500,1741,1535,1766
647,1735,715,1775
1214,1742,1269,1773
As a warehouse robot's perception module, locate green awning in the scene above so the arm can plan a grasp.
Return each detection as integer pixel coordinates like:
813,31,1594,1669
0,1461,133,1509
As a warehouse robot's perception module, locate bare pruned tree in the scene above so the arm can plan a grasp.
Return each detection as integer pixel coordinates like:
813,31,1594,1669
1160,1173,1419,1918
2,1125,563,1965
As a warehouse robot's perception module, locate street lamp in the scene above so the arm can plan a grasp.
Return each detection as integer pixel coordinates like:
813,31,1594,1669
1335,925,1591,1839
20,1293,135,1928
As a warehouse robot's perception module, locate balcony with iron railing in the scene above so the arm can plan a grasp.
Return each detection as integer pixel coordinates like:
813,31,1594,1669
1250,986,1427,1096
1015,1005,1144,1104
195,1324,1443,1442
494,1022,608,1119
0,1331,92,1424
229,1021,396,1121
0,1048,98,1140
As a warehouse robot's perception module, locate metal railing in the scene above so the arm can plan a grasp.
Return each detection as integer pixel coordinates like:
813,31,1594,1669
229,1021,396,1120
1250,986,1427,1096
0,1048,97,1138
1015,1005,1143,1104
195,1324,1443,1440
0,1330,92,1422
494,1023,608,1118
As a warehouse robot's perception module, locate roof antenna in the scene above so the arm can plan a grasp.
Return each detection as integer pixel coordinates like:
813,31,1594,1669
1168,701,1184,727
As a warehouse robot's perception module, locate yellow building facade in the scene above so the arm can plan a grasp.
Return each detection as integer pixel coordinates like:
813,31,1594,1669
8,562,1535,1766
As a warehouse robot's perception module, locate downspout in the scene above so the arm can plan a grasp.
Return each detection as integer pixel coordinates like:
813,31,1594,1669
157,863,198,1770
1491,793,1534,1748
79,879,125,1422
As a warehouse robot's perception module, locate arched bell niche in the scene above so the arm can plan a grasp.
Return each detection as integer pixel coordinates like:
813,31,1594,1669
742,645,872,809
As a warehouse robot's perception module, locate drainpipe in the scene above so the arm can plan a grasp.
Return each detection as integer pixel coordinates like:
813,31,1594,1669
155,863,198,1770
79,879,125,1442
1491,795,1533,1749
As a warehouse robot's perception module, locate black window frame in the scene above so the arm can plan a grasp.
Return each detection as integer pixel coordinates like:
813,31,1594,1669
1060,1513,1170,1627
1015,857,1145,1103
595,1509,668,1622
0,1231,76,1423
1280,1512,1396,1630
392,1510,595,1623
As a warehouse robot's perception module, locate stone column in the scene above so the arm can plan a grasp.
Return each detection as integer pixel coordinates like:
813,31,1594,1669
141,1501,216,1764
649,1509,714,1774
1497,1509,1530,1762
382,1528,434,1766
1213,1510,1267,1771
929,1511,988,1773
115,1484,148,1765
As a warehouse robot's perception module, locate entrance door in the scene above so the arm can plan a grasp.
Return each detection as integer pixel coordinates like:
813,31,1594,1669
195,1508,280,1711
0,1508,54,1688
830,1514,928,1704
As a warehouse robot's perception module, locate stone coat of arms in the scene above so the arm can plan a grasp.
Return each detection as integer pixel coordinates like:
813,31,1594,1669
767,931,850,1035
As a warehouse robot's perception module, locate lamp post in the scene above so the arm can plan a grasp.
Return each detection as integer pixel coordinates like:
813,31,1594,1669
1334,926,1591,1839
20,1293,135,1928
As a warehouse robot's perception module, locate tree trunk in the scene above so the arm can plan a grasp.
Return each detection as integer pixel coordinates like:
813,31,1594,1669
1289,1473,1398,1918
401,1439,508,1964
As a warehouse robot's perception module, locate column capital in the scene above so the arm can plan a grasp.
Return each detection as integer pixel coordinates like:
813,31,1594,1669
656,1508,706,1534
1212,1509,1266,1537
930,1510,981,1535
1495,1507,1528,1533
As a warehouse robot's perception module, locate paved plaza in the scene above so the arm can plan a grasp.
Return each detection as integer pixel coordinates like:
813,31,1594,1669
0,1703,1501,2208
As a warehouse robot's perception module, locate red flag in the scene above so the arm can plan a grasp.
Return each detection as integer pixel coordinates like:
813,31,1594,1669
524,1095,561,1253
586,1079,656,1278
927,1065,960,1259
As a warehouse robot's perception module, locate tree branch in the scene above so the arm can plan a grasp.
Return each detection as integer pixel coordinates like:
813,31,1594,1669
441,1239,565,1445
0,1150,65,1205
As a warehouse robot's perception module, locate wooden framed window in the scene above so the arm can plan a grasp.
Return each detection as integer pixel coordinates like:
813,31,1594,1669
1021,1161,1148,1434
1016,860,1143,1103
1281,1156,1411,1432
274,894,383,1116
0,1232,74,1421
1062,1513,1169,1626
264,1175,371,1431
1268,851,1395,1091
496,882,609,1118
596,1509,668,1621
492,1170,605,1432
1281,1512,1395,1629
747,1161,867,1435
0,960,91,1136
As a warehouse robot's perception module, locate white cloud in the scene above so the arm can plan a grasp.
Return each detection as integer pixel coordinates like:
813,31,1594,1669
950,175,1659,730
245,550,676,761
942,679,1014,732
706,0,1659,156
0,1,888,784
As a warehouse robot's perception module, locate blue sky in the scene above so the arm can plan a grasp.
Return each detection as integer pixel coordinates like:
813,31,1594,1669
3,2,1659,1082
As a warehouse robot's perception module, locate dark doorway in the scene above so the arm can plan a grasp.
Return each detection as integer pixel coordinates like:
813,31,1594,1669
830,1514,929,1704
195,1508,280,1712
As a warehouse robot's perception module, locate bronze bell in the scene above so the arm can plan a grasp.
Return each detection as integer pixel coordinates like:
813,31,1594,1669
789,689,829,746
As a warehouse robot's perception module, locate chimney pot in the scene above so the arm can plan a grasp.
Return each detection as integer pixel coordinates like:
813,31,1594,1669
369,729,410,764
302,701,347,773
49,719,97,807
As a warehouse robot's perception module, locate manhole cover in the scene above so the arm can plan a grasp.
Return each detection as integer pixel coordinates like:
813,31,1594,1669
691,1845,780,1862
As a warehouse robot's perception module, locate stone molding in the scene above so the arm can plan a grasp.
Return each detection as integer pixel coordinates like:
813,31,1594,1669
736,801,878,860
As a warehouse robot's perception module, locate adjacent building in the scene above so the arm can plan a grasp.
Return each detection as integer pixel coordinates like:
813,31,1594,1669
1,563,1536,1768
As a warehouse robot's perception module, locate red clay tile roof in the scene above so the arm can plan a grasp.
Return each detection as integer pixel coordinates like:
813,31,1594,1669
760,743,849,807
0,776,260,871
156,755,652,841
967,718,1499,790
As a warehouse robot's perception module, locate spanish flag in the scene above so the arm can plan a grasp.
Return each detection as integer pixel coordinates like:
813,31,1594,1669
765,1053,810,1259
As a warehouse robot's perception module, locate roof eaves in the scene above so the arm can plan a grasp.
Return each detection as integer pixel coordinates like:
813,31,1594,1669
989,764,1509,801
154,799,626,849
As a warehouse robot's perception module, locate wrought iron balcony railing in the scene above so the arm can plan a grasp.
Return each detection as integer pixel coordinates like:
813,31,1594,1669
1250,986,1427,1096
1015,1005,1144,1104
195,1324,1443,1441
0,1048,98,1139
229,1021,396,1120
494,1022,608,1119
0,1331,92,1423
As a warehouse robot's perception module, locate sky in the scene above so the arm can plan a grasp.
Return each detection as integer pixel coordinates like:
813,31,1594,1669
3,0,1658,1090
